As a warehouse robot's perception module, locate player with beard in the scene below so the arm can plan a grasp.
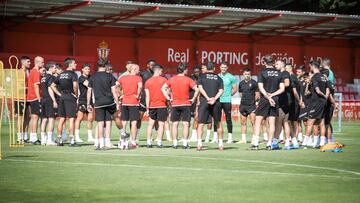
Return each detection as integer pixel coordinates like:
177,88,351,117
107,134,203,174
162,63,199,149
15,56,31,143
145,64,168,148
237,68,259,144
304,61,329,148
285,63,301,149
39,61,57,145
74,64,95,144
51,58,78,147
138,59,156,140
217,62,237,143
27,56,45,144
197,62,224,151
87,60,119,150
274,59,292,149
251,55,285,150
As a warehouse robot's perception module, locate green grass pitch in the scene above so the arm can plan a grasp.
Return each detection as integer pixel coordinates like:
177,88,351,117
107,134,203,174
0,120,359,203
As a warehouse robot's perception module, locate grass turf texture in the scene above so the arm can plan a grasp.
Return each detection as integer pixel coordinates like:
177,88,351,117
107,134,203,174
0,121,359,203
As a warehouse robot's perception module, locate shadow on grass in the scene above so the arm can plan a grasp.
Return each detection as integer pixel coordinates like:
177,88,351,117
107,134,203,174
5,154,38,158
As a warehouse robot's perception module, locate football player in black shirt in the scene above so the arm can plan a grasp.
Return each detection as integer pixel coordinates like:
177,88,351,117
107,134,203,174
138,59,155,140
295,65,306,142
51,58,79,147
189,65,201,142
304,61,329,148
87,59,119,150
322,59,337,143
237,68,259,144
197,62,224,151
274,59,292,149
285,63,302,148
321,68,337,144
105,62,129,146
74,64,95,144
40,61,57,145
251,55,285,150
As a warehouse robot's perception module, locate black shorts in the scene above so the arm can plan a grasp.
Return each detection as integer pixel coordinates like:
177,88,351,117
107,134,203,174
149,108,168,122
58,93,77,118
95,104,117,122
171,106,191,122
13,101,27,116
198,101,222,124
324,101,334,125
29,100,41,116
139,97,147,112
298,106,309,121
41,98,55,118
190,103,196,117
78,103,89,114
255,97,279,117
121,105,140,121
308,100,327,120
289,102,300,121
240,104,256,117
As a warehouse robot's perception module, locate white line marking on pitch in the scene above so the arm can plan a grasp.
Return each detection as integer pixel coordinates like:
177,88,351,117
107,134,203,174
4,159,360,180
7,150,360,176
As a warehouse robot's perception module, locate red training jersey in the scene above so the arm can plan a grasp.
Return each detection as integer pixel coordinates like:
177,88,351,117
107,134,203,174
167,75,196,107
117,75,142,106
26,68,41,101
145,76,167,108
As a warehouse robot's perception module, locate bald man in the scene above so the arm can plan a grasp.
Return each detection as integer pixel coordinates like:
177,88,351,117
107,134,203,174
27,56,45,144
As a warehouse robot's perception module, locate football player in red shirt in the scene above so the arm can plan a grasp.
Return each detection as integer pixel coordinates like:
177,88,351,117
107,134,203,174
144,64,168,148
162,63,199,149
27,56,44,144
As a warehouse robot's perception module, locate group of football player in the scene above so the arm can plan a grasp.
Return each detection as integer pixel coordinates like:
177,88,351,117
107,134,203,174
14,54,336,151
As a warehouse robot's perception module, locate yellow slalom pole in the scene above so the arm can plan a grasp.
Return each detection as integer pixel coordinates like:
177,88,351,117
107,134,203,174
9,55,22,147
0,61,4,160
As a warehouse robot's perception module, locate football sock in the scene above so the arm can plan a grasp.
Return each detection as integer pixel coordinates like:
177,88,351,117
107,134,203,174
285,138,290,147
263,132,268,141
99,137,104,148
47,132,53,142
302,135,309,146
242,134,246,142
183,139,188,147
197,139,202,147
70,136,75,144
24,132,28,140
173,139,177,147
228,133,232,141
87,130,93,139
218,139,223,147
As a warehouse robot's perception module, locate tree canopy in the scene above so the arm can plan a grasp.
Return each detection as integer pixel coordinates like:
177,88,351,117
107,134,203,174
134,0,359,15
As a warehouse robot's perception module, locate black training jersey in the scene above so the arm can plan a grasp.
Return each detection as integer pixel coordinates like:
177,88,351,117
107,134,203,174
290,74,300,103
78,75,89,104
197,72,224,103
189,74,200,98
279,71,291,107
54,70,78,94
257,67,283,95
140,69,153,102
238,79,258,105
40,74,54,99
299,81,311,105
310,72,329,101
88,71,116,107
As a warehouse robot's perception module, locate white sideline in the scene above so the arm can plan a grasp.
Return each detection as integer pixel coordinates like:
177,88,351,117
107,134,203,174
5,159,360,180
5,150,360,177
